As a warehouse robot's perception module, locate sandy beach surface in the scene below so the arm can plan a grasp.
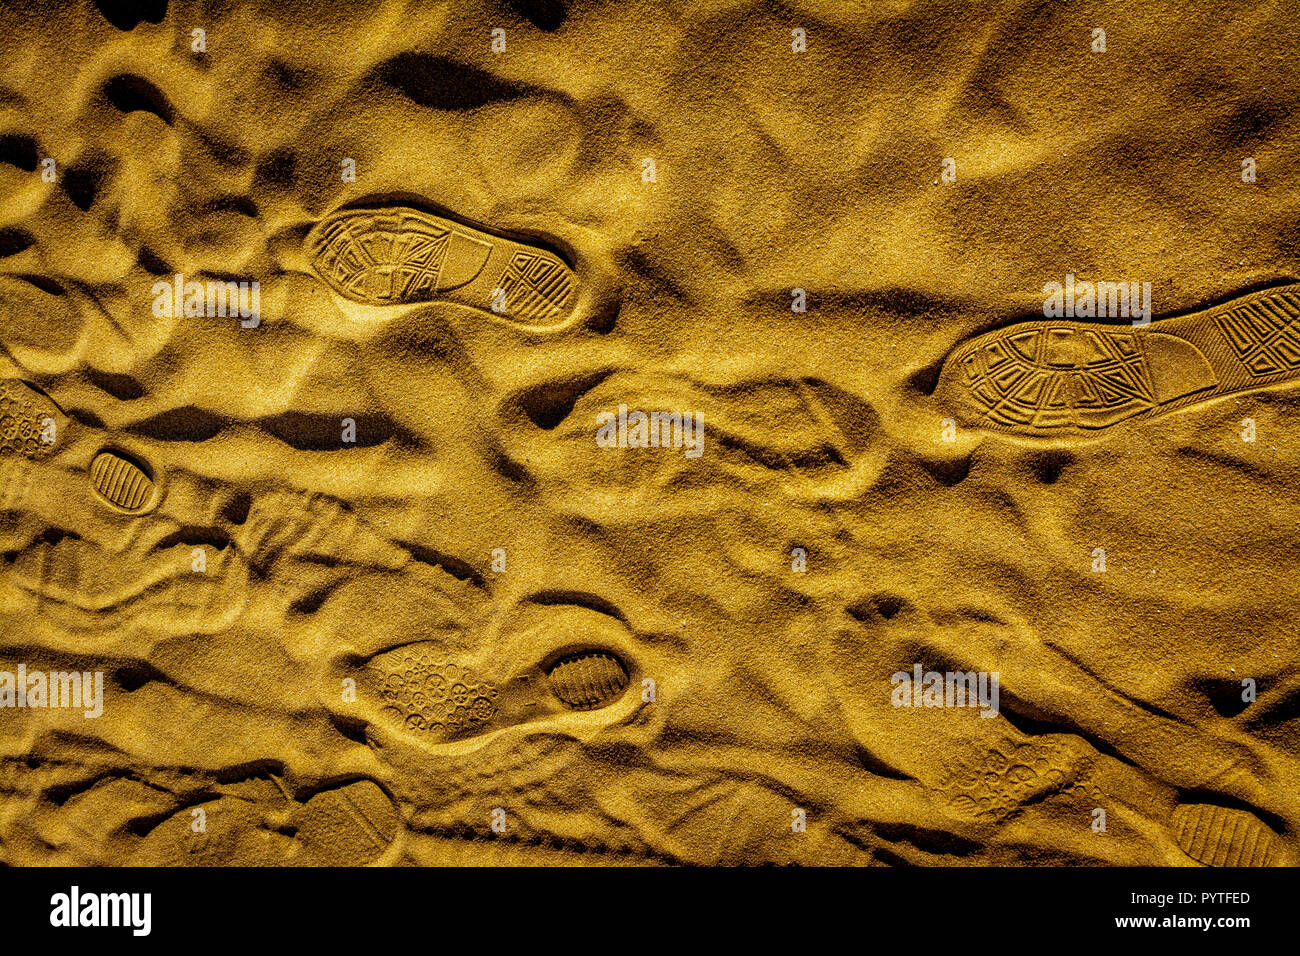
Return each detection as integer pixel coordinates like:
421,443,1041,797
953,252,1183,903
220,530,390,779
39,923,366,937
0,0,1297,866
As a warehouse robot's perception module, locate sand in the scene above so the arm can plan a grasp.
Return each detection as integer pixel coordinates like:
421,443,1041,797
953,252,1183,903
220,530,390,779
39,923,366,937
0,0,1297,866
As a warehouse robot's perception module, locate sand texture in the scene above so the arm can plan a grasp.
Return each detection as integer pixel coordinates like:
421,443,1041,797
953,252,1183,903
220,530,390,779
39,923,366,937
0,0,1298,867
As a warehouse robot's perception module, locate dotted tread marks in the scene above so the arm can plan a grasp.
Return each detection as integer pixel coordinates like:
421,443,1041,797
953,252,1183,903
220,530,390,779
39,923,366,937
941,736,1101,822
368,648,500,739
0,379,60,460
941,284,1300,438
307,206,576,325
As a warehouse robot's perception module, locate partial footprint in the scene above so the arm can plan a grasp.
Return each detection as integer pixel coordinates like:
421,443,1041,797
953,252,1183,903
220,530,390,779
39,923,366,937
940,735,1100,822
1171,803,1281,866
343,606,638,749
294,779,400,865
501,370,881,503
368,650,503,739
938,283,1300,439
131,794,284,866
131,777,399,866
307,206,577,327
0,379,70,512
2,529,249,636
0,378,66,461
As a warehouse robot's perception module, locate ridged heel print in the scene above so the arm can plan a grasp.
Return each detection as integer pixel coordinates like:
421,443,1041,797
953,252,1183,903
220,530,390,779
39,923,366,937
547,652,629,710
1171,803,1279,867
89,451,156,513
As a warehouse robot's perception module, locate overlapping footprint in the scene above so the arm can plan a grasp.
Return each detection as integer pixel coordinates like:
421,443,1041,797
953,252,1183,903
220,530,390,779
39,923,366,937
130,776,400,866
0,379,251,636
331,605,640,755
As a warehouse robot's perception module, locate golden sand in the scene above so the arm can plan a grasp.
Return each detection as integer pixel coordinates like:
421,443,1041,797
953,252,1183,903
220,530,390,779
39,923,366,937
0,0,1297,867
